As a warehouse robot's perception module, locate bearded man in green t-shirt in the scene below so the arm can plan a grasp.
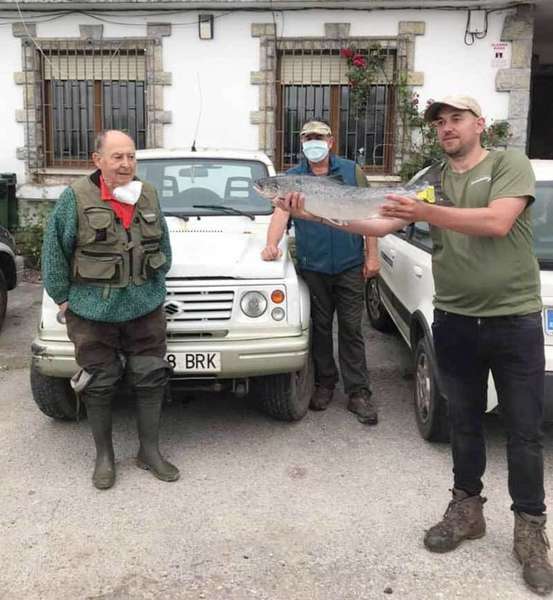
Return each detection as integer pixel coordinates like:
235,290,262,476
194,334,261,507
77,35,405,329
272,96,552,595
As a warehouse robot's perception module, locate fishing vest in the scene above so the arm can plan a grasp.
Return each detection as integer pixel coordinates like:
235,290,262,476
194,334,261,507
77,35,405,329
70,175,167,292
289,154,364,275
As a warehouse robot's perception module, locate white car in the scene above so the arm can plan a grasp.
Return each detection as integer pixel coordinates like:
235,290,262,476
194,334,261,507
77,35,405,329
366,159,553,441
0,224,17,332
31,149,312,422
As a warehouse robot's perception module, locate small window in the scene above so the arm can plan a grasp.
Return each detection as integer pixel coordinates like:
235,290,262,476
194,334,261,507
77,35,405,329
275,41,397,173
21,39,161,172
411,221,433,251
42,48,147,167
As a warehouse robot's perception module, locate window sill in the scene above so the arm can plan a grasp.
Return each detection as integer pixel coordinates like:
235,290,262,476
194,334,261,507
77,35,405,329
365,175,402,183
35,167,93,176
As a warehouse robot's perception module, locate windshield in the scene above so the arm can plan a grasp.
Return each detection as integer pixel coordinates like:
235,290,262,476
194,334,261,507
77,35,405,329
136,158,272,216
532,181,553,268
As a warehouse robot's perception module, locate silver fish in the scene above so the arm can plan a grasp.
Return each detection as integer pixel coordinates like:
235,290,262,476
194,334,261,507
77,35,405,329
255,174,428,221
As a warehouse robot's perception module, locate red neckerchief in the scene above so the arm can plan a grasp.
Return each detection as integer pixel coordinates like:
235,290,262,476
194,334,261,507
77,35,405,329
99,175,136,230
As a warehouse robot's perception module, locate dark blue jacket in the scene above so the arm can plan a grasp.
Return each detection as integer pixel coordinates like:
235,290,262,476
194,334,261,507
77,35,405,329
289,154,364,275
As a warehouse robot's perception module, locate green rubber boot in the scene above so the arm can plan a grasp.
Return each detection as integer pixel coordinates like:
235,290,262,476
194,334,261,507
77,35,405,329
84,392,115,490
135,387,180,482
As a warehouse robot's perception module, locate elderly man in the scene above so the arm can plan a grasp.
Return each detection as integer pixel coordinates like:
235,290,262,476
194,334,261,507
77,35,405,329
42,129,179,489
262,119,379,425
274,98,552,595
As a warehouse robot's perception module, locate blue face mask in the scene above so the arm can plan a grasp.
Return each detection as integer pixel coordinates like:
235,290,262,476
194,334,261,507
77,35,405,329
302,140,329,163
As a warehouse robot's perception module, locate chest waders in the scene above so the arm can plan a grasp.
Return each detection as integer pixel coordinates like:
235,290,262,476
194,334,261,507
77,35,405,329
69,176,179,489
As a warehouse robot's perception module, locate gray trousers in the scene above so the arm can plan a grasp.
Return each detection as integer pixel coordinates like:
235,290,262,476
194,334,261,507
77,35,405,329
300,266,370,396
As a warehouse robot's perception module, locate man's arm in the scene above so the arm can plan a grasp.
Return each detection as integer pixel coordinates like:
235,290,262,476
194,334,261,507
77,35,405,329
261,207,290,261
363,236,380,279
381,194,528,237
42,188,78,308
158,211,173,274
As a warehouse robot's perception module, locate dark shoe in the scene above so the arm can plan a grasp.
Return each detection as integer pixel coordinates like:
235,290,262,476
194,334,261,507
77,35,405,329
84,394,116,490
514,512,553,596
348,389,377,425
309,385,334,411
424,488,486,553
135,388,180,483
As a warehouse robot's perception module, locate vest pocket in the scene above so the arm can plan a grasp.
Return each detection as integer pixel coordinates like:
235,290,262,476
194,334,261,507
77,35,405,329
142,251,166,279
138,209,162,240
84,207,117,244
75,253,122,283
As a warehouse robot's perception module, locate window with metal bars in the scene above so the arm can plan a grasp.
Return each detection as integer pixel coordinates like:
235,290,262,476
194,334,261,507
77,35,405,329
42,47,146,167
275,41,397,173
21,39,158,170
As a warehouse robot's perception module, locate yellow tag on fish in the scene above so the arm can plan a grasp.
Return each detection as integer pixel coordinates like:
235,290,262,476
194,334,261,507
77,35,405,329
415,186,436,204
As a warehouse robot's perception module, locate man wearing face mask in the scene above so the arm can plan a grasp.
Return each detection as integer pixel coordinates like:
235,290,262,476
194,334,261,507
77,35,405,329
42,129,179,489
262,120,379,424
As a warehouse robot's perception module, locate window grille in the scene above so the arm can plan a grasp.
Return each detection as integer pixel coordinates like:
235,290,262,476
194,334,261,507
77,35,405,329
21,39,160,171
275,39,397,173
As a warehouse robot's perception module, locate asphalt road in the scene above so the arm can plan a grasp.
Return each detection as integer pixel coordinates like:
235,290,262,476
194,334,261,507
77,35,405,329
1,280,552,600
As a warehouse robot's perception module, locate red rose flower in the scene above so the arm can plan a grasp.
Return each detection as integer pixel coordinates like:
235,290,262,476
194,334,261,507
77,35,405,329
340,48,354,59
352,54,366,68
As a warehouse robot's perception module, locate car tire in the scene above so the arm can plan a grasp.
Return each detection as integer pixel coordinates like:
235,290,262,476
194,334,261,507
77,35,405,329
30,362,82,421
365,277,394,332
253,354,314,422
0,269,7,332
414,335,449,442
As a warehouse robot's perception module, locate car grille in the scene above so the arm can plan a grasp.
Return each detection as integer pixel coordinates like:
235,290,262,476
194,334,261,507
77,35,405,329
164,289,234,322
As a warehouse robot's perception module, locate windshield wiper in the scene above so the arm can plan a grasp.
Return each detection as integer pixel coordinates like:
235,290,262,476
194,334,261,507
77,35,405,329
192,204,255,221
164,212,189,221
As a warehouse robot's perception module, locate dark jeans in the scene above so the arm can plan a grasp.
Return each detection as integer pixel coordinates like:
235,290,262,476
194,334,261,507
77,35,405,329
432,309,546,515
300,266,370,396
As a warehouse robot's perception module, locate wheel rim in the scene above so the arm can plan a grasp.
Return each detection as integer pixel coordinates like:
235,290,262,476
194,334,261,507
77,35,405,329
415,350,432,424
367,279,382,320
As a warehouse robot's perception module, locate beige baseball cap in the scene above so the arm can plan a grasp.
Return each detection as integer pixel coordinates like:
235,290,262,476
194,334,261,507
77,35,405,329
424,95,483,122
300,120,332,137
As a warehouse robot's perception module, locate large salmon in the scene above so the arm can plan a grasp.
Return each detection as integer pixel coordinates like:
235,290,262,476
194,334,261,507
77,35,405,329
254,175,440,221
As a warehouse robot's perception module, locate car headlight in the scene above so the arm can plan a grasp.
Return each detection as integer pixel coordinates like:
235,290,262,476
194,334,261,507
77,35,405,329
240,291,267,318
271,307,285,321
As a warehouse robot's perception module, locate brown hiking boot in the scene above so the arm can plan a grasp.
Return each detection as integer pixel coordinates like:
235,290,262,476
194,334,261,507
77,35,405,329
514,512,553,596
309,385,334,411
347,389,378,425
424,489,486,553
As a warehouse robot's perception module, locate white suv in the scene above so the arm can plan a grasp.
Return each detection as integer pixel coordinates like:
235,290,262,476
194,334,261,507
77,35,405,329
366,159,553,441
31,150,312,422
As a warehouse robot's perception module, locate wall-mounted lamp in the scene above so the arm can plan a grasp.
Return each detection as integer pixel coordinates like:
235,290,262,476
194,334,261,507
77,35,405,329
199,14,214,40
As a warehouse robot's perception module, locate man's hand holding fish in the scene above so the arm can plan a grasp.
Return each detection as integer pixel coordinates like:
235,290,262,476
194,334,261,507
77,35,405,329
380,193,430,222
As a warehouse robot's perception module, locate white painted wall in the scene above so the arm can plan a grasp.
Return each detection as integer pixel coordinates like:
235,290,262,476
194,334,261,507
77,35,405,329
0,6,517,187
0,23,25,180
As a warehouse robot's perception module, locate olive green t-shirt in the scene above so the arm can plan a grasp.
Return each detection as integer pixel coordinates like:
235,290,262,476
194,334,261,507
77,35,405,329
431,149,541,317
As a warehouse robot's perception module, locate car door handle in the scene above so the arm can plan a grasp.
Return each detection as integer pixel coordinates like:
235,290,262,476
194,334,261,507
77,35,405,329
381,250,395,267
413,265,423,278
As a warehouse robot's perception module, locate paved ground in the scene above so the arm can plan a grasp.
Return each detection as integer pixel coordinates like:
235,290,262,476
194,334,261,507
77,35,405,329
1,281,552,600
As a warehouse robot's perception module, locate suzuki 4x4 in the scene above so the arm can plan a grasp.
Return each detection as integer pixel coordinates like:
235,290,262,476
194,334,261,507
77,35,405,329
31,150,312,422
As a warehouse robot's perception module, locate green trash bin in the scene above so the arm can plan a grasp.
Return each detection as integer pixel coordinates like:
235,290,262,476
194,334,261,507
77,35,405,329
0,173,17,230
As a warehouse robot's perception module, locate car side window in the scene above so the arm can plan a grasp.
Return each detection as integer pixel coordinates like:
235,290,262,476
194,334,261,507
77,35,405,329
411,221,433,252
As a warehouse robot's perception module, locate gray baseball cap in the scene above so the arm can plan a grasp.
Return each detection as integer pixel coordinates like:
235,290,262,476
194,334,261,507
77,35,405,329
424,95,483,122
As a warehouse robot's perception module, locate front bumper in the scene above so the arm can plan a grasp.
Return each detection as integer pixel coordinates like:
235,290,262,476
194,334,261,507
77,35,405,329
31,329,310,380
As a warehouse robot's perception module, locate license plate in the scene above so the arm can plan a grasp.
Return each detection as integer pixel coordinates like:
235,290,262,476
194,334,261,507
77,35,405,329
546,309,553,335
166,352,221,372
